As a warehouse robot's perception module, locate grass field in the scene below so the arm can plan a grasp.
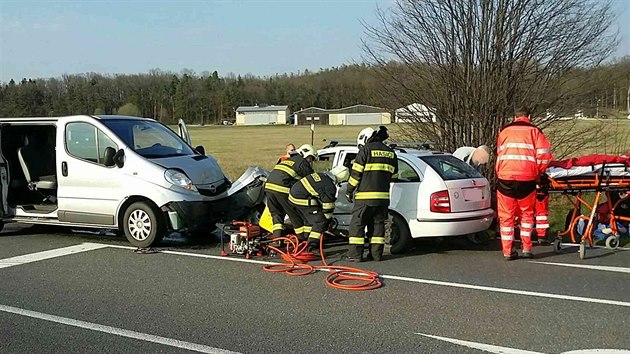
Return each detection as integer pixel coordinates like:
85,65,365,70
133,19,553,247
183,120,630,244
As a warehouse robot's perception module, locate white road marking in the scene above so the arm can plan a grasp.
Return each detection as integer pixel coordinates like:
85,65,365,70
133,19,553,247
416,333,543,353
416,333,630,354
380,274,630,307
0,304,239,354
558,242,630,251
531,261,630,274
5,242,629,308
0,243,108,269
106,244,630,308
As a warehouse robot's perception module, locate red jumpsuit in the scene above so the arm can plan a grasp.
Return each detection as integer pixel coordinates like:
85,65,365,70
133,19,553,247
534,192,550,238
496,116,552,256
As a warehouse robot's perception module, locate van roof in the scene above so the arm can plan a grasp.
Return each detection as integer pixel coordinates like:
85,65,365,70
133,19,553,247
0,115,153,123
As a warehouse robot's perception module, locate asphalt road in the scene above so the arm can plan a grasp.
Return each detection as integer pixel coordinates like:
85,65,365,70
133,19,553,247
0,224,629,354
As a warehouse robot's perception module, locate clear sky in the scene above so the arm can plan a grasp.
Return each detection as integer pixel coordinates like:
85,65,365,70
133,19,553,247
0,0,628,83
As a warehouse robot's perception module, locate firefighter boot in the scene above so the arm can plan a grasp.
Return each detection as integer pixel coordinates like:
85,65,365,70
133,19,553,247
346,244,363,262
370,244,384,262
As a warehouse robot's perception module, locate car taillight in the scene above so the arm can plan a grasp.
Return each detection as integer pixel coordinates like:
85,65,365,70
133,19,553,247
430,190,451,213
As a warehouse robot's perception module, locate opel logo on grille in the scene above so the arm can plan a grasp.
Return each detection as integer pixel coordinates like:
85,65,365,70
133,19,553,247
209,184,216,193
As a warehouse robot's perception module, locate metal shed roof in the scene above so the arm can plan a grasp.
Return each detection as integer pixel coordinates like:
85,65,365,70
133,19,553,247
236,105,289,113
294,104,387,115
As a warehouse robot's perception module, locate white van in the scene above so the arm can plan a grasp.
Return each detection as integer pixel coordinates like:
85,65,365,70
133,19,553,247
0,115,232,247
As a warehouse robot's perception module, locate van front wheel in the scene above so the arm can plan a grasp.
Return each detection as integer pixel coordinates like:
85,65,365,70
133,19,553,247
123,202,165,248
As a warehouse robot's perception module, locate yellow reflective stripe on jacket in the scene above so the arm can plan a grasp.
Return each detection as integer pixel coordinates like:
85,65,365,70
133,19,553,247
364,163,395,173
355,191,390,200
303,226,312,234
324,213,333,219
265,182,290,194
300,178,319,196
348,176,360,187
352,163,364,173
308,231,321,240
322,202,335,210
294,226,305,234
288,195,318,206
370,237,385,244
348,237,364,245
273,164,299,179
272,223,284,231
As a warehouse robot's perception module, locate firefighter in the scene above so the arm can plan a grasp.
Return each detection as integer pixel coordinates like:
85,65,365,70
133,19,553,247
264,144,317,239
345,126,398,262
496,106,552,260
289,165,350,254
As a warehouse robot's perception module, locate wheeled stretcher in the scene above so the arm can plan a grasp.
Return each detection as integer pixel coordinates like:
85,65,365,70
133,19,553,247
541,155,630,259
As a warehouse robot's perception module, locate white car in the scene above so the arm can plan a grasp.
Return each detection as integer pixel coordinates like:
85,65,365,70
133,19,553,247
316,142,495,253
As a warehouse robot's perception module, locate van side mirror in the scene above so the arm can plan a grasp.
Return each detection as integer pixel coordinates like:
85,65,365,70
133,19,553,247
103,147,117,167
113,149,125,168
195,145,205,155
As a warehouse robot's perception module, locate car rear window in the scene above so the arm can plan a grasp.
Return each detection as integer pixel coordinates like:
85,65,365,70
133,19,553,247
419,155,484,180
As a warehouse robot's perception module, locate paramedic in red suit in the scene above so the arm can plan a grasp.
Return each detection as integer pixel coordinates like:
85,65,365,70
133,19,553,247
495,107,552,260
534,190,550,243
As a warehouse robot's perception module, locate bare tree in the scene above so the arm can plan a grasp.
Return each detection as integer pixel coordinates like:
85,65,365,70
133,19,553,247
363,0,618,159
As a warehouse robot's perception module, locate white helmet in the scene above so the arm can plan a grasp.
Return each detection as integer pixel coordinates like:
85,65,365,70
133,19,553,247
297,144,317,159
357,127,375,147
327,165,350,184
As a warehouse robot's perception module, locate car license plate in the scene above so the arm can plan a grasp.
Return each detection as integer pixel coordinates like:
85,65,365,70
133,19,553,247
463,188,483,201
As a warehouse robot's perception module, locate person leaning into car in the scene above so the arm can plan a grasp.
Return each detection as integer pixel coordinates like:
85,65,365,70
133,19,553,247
495,106,552,260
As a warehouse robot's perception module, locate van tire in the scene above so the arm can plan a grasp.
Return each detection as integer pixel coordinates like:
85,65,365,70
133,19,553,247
123,202,165,248
386,212,412,254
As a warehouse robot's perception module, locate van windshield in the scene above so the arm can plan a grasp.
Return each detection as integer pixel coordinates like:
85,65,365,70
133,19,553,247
102,119,195,158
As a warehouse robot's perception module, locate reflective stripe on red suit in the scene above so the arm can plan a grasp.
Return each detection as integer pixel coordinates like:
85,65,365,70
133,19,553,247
495,116,552,255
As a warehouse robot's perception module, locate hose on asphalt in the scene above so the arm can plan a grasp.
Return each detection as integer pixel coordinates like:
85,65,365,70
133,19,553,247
262,234,382,291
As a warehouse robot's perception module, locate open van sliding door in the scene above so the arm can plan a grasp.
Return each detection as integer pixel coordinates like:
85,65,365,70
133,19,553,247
0,125,5,219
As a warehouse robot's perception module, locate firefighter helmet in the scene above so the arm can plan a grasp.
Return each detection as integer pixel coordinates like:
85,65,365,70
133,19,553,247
328,165,350,184
357,127,375,147
297,144,317,159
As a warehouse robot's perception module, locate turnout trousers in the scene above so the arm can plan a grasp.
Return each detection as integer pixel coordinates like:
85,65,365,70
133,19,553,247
347,202,388,259
294,205,328,249
265,190,305,239
497,190,536,256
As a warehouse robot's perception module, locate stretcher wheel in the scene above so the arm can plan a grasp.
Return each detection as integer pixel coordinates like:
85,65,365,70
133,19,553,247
552,238,562,254
579,242,586,260
605,235,619,250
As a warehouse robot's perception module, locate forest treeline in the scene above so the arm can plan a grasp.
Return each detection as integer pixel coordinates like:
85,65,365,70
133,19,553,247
1,58,629,123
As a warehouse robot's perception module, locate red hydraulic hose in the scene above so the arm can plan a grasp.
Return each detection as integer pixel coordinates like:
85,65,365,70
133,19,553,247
263,234,382,291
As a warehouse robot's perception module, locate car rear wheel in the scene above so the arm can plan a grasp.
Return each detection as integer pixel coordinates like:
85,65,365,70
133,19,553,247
123,201,165,248
385,212,412,254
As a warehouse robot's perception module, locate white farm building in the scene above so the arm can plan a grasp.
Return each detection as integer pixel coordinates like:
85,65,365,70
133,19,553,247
395,103,437,123
235,105,289,125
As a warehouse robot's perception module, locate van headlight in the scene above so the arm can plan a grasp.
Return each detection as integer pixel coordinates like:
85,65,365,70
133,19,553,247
164,169,198,192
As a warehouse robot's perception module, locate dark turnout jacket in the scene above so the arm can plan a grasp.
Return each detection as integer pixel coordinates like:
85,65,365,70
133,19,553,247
347,141,398,206
265,154,314,194
289,172,338,219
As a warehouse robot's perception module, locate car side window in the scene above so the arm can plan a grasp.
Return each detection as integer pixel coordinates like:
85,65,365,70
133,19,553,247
314,153,334,172
342,153,357,169
66,122,118,165
394,160,421,183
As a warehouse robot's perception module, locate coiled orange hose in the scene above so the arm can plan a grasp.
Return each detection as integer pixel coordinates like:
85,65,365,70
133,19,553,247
263,234,382,291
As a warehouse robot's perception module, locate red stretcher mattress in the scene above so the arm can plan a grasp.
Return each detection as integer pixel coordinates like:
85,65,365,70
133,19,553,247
546,153,630,179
